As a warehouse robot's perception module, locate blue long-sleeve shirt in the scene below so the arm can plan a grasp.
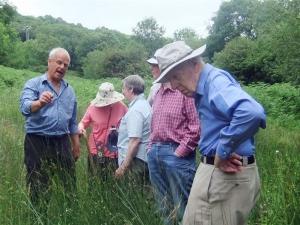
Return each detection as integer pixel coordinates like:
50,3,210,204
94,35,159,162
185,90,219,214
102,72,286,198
20,73,78,136
196,64,266,159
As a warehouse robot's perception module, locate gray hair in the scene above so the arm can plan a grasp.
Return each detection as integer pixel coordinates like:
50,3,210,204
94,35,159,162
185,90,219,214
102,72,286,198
123,75,145,95
48,47,71,62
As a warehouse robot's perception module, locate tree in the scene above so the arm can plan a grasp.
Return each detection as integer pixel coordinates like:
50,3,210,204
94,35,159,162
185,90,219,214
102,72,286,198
83,42,147,79
0,1,17,65
248,0,300,84
133,17,166,56
7,34,60,72
0,1,16,25
75,27,129,72
212,0,300,84
173,28,205,49
206,0,257,59
213,37,259,84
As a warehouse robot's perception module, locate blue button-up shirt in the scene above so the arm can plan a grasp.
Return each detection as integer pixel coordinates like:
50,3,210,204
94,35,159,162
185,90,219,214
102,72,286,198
20,73,78,136
196,64,266,159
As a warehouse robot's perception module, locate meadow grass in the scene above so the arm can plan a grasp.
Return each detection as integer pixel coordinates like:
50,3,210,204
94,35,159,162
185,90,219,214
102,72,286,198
0,66,299,224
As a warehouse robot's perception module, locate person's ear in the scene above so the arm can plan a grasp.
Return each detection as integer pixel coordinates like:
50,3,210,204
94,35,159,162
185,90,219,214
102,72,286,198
193,62,202,75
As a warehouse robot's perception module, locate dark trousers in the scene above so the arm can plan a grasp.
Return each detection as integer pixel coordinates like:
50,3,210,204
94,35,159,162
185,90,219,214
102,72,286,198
87,154,118,183
24,134,76,207
128,157,150,186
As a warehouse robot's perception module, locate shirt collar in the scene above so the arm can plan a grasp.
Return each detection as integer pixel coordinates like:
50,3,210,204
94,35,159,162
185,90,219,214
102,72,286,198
196,63,213,96
129,93,144,107
161,82,176,93
42,73,68,87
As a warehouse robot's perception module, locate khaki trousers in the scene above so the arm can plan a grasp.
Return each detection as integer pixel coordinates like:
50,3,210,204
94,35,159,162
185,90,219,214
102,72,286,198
183,162,260,225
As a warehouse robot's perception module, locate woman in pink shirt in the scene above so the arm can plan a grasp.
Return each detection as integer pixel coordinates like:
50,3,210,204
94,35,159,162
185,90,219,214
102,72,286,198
78,82,127,182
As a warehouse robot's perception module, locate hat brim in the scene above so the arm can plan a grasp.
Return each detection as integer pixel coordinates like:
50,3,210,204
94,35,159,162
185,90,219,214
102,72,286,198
154,44,206,84
147,57,158,65
91,92,124,107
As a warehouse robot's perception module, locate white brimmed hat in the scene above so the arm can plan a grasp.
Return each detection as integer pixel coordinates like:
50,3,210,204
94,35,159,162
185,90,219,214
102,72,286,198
91,82,124,107
154,41,206,83
146,48,163,65
146,57,158,65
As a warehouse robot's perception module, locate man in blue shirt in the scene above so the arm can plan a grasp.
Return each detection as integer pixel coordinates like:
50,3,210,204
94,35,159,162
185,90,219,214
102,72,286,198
154,41,266,225
20,47,80,208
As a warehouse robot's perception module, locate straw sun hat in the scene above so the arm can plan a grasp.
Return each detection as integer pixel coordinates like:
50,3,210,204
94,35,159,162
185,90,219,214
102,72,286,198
91,82,124,107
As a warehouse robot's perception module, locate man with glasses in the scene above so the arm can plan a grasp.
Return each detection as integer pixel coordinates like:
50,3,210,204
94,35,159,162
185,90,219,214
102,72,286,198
20,47,80,209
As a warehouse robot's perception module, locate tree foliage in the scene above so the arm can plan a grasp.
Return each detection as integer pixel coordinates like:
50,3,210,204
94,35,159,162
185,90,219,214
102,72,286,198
213,37,257,83
132,17,166,56
83,42,147,79
206,0,257,60
173,28,205,49
0,1,16,25
211,0,300,84
0,1,17,65
0,0,298,84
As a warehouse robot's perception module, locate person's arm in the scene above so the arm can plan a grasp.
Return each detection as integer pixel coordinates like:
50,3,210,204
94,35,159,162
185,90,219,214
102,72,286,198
208,74,266,172
115,109,144,178
20,79,53,115
70,134,80,161
175,96,200,157
69,97,80,160
115,137,140,178
31,91,54,112
78,105,92,137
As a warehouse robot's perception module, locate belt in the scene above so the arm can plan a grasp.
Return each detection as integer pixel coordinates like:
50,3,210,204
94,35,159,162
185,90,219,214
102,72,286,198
200,155,255,166
152,142,179,147
43,134,68,139
28,133,68,139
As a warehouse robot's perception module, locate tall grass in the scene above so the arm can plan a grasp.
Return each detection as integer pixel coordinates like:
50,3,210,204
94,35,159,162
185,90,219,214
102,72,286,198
0,66,299,224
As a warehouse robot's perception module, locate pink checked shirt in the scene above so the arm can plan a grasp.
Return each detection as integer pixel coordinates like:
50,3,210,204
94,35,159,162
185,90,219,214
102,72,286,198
149,84,200,157
80,102,128,157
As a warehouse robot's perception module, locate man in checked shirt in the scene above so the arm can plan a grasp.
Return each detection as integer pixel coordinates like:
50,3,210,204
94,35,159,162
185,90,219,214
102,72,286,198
147,56,200,225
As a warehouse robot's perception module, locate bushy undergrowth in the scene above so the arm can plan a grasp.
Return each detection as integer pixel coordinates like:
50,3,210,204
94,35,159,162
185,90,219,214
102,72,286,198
0,66,299,225
245,83,300,129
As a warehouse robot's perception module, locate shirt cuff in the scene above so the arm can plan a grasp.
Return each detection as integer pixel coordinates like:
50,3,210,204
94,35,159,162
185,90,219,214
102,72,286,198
69,124,79,134
216,144,231,159
175,144,193,157
22,101,33,115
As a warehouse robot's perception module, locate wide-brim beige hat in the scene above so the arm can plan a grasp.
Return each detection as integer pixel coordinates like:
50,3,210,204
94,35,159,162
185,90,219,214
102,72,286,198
91,82,124,107
154,41,206,83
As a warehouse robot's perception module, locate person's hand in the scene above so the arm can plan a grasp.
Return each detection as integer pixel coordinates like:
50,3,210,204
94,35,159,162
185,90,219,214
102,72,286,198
174,151,183,158
115,166,126,179
78,123,87,138
38,91,54,107
72,145,80,161
214,153,242,173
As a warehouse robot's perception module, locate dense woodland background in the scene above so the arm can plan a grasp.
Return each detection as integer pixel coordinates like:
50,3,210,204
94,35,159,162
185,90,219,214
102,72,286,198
0,0,299,84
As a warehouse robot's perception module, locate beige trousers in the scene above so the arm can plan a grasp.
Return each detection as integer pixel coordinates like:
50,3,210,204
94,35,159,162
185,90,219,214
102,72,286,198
182,162,260,225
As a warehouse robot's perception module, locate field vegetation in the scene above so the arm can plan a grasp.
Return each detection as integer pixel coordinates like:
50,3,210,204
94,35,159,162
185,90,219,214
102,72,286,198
0,66,299,224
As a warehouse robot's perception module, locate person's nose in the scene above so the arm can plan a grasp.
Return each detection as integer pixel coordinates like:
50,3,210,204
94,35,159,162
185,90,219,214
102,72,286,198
62,64,68,69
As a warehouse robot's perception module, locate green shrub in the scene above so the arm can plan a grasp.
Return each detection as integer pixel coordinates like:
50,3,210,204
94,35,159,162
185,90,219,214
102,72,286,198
245,82,300,128
82,43,148,79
